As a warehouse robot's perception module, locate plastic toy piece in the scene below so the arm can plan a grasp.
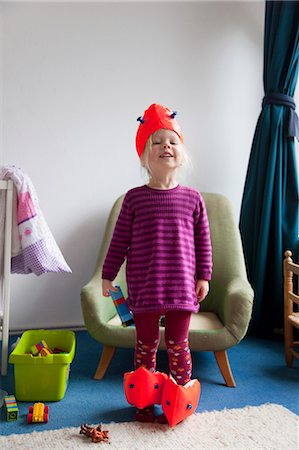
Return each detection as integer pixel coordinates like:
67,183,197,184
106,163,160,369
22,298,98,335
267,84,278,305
27,402,49,424
53,347,66,353
40,347,51,356
4,395,19,421
80,423,109,443
124,367,169,409
31,343,43,356
41,340,50,349
161,377,201,427
110,286,134,327
31,340,52,356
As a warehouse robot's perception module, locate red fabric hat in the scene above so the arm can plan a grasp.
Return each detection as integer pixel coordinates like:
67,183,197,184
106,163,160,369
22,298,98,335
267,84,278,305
135,104,183,157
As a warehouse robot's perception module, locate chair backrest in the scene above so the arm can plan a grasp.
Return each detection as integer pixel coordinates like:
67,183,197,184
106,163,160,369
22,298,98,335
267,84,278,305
95,192,248,311
200,192,247,311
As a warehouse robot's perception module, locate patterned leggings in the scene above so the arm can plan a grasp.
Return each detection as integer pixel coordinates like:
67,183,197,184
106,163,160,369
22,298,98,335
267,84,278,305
133,311,192,386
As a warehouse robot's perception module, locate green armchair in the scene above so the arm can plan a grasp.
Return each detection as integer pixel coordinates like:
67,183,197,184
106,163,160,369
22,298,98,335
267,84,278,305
81,192,253,387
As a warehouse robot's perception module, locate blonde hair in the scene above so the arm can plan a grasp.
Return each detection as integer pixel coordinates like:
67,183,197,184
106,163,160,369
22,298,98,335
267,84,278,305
140,133,191,180
140,135,153,176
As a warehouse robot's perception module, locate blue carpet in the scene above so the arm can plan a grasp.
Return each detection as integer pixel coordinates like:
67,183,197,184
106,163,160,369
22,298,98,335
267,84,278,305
1,330,298,435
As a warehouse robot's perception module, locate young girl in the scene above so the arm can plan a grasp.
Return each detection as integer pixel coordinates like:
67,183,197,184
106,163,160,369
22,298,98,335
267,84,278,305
102,103,212,423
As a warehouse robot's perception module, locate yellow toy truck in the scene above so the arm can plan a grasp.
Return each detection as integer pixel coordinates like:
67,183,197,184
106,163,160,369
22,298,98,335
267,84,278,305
27,402,49,423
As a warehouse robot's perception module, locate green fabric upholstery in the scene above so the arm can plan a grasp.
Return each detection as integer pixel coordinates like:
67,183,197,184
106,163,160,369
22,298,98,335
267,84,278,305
81,192,253,378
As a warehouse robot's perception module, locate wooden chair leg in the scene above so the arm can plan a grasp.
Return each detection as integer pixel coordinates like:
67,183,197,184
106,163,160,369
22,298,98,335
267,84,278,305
93,346,116,380
214,350,236,387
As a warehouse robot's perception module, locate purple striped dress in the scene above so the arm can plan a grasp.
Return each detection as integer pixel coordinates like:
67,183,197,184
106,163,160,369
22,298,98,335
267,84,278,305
102,185,212,313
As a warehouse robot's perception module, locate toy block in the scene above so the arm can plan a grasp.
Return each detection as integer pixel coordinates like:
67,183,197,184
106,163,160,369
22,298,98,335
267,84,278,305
53,347,64,353
40,340,51,351
31,342,43,355
4,395,19,421
31,340,53,356
31,344,39,356
109,286,134,327
40,348,51,356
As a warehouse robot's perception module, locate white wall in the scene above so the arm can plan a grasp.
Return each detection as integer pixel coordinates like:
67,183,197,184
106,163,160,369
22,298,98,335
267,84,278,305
0,1,264,330
0,3,3,164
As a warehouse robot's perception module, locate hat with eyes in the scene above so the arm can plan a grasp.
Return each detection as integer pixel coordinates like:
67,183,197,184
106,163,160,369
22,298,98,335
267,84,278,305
135,103,183,158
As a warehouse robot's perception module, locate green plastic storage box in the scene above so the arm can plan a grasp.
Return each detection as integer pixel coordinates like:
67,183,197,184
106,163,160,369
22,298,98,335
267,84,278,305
9,329,76,401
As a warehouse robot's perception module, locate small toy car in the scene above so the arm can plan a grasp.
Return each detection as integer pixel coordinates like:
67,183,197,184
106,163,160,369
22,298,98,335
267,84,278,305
27,402,49,423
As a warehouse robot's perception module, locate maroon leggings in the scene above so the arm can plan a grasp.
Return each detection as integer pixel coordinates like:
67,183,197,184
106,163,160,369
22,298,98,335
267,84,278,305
133,310,192,385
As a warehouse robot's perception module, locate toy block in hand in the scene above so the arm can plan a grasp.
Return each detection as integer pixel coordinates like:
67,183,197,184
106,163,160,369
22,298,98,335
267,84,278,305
109,286,134,327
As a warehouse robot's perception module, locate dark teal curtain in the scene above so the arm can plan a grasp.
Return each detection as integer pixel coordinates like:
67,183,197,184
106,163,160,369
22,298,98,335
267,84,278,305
239,1,299,335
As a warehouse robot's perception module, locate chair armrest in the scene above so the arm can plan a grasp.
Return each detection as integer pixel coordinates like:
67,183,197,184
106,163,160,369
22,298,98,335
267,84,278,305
221,277,254,343
81,274,116,333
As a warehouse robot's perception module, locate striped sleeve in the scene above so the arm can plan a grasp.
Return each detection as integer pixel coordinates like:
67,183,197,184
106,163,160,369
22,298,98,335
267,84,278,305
194,195,212,280
102,194,134,281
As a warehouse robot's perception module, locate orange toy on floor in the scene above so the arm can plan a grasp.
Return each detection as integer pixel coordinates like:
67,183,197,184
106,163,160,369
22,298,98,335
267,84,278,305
161,377,201,427
124,367,168,409
123,367,201,427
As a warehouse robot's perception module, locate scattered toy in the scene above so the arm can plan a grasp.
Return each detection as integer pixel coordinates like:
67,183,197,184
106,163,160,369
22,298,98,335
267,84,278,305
4,395,18,421
80,423,109,444
27,402,49,423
